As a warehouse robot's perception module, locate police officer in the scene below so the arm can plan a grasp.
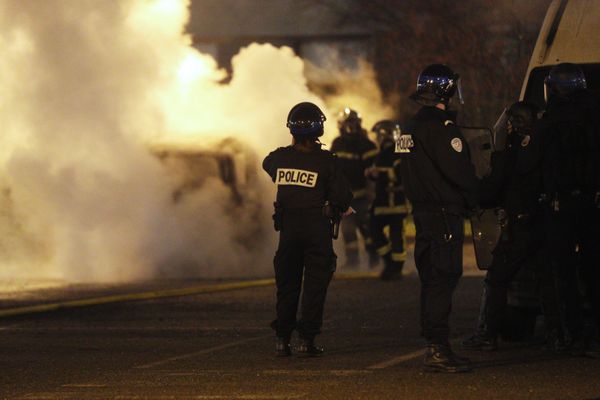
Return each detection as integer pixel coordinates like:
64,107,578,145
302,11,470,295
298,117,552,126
331,108,379,268
540,63,600,357
367,120,409,280
462,101,545,351
263,102,353,357
398,64,478,372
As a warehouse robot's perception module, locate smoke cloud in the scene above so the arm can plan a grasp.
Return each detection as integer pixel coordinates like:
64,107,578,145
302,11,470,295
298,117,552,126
0,0,392,286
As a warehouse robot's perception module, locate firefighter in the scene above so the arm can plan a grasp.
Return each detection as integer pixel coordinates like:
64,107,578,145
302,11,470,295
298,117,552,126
461,101,545,351
331,108,379,269
539,63,600,357
263,102,353,357
366,120,409,280
397,64,479,372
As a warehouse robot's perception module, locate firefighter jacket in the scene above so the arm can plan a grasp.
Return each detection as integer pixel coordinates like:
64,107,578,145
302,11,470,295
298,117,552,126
330,132,378,198
398,106,479,215
369,141,408,215
263,145,353,211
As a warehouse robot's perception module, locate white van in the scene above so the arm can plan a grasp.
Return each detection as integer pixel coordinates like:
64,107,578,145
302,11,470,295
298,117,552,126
520,0,600,108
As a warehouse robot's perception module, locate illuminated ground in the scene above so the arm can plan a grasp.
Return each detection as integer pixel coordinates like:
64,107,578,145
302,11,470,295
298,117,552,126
1,269,599,400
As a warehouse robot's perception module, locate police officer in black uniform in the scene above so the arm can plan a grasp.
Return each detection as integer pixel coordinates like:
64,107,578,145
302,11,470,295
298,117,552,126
462,101,545,351
331,108,379,268
398,64,478,372
367,120,409,280
539,63,600,357
263,102,353,357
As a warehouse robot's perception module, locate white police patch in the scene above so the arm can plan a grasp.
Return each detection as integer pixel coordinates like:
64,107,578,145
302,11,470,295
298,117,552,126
275,168,318,188
395,134,415,153
451,138,463,152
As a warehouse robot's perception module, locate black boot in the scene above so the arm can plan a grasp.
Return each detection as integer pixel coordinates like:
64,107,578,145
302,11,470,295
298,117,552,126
423,344,472,373
275,337,292,357
297,338,324,357
380,255,402,281
545,328,569,354
461,332,498,351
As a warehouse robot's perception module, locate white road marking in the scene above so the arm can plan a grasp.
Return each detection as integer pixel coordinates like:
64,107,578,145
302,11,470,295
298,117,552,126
135,335,271,369
366,349,425,370
61,384,107,388
191,396,306,400
6,326,269,332
366,337,465,370
263,369,371,377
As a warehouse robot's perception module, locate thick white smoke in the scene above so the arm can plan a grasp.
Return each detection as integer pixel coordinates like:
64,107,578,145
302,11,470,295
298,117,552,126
0,0,392,286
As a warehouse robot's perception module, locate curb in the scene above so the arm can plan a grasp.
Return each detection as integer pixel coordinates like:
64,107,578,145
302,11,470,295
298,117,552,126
0,271,380,318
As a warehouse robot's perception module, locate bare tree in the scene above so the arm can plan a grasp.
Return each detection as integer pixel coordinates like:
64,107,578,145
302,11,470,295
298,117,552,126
309,0,550,126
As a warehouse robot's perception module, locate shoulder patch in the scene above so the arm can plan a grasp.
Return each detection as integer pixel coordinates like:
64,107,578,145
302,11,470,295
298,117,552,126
450,137,463,152
275,168,318,188
395,134,415,153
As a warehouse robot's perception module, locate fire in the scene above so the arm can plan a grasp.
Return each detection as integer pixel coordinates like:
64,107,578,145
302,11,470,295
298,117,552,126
0,0,392,286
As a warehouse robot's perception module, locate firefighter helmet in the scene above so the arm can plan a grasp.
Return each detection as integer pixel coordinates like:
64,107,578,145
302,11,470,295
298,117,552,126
371,120,401,146
286,102,326,137
337,107,362,135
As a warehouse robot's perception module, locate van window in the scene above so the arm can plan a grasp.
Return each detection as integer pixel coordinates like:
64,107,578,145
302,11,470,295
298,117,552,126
523,63,600,109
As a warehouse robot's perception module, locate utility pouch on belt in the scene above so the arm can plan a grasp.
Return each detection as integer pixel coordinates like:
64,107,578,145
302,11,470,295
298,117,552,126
323,202,342,239
273,202,283,232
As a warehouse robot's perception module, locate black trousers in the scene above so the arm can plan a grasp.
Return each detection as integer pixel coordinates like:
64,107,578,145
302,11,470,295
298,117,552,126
341,196,374,264
370,211,407,264
413,211,464,345
581,205,600,333
273,210,337,340
485,223,543,337
545,195,600,339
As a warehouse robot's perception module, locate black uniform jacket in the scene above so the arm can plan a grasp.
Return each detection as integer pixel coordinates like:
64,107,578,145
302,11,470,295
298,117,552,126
399,106,479,214
370,141,408,215
479,130,543,222
540,90,600,196
263,145,353,211
330,133,378,197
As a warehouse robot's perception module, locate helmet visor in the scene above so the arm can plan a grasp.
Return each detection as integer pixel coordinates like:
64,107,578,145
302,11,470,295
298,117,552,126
456,77,464,105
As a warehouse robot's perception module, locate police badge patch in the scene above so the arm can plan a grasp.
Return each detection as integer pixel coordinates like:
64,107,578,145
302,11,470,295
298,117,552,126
275,168,318,188
450,138,463,152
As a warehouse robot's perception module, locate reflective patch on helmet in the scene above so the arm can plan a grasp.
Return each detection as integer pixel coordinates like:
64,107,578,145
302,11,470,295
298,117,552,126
450,138,463,152
275,168,318,188
521,135,531,147
444,120,454,126
395,134,414,153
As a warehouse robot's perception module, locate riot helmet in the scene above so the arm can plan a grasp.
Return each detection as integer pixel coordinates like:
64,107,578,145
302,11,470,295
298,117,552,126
337,107,363,136
371,120,401,147
410,64,463,106
506,101,538,135
544,63,587,103
286,102,326,137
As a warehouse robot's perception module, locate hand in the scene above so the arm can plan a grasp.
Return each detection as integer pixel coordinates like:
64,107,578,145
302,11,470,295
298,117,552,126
507,120,514,135
365,167,377,178
342,207,356,218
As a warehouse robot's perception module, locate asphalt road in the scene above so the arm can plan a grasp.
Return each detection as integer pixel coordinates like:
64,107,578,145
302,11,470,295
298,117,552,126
1,275,600,400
